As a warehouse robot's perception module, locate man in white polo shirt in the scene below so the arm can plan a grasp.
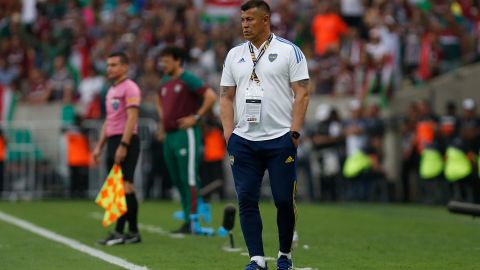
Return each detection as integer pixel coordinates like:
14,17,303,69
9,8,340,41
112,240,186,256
219,1,310,269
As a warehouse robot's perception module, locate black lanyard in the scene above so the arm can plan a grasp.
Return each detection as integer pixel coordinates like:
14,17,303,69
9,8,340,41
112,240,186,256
248,34,273,84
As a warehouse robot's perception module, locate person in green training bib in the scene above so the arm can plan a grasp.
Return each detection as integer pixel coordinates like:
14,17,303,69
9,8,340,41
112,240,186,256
156,46,217,234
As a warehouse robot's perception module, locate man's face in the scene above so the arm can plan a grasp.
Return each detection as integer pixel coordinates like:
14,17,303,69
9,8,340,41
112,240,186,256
106,56,127,81
160,55,180,76
54,57,65,70
241,8,268,41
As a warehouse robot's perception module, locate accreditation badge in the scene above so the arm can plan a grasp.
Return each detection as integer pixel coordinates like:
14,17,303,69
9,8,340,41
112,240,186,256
244,83,263,123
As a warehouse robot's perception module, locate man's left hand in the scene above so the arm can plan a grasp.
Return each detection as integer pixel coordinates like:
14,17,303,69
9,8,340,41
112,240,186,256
177,115,197,129
292,138,299,148
114,145,127,164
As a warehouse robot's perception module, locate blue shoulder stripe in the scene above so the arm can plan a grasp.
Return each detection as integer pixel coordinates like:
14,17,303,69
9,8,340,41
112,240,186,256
275,37,303,63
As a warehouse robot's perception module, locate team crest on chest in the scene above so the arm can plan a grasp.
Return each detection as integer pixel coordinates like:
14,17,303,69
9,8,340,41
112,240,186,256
111,98,120,111
268,53,278,62
174,84,182,93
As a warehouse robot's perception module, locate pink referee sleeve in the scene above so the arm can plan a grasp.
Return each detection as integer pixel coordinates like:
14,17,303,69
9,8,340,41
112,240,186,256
125,81,141,107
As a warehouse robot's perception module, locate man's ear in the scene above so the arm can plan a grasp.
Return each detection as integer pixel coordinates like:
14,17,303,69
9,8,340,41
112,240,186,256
263,15,270,24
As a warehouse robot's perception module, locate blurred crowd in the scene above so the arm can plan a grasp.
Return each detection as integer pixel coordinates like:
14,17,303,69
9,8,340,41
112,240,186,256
1,0,480,111
294,97,480,204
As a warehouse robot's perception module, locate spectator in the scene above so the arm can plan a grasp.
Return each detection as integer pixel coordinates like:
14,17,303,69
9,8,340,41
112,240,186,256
400,102,419,202
414,99,439,154
363,28,393,104
458,99,480,203
137,57,161,102
403,10,423,84
77,65,104,119
340,0,366,37
364,103,387,201
340,27,367,97
312,104,344,201
343,100,370,201
44,55,75,103
439,101,461,151
0,58,19,87
199,112,226,201
6,35,32,79
414,99,445,204
311,2,348,57
25,67,48,104
314,48,340,94
333,60,354,96
144,124,172,200
417,22,441,82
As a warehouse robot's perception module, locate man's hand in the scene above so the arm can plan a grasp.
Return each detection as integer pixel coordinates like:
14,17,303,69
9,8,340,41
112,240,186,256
224,129,233,144
292,137,299,148
114,145,127,164
92,145,102,164
156,125,166,141
177,115,197,129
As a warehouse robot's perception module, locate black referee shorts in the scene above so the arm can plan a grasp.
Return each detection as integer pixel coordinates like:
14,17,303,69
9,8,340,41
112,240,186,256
106,135,140,182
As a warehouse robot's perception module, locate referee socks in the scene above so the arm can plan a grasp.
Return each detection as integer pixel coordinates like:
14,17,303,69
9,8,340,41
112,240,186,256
126,193,138,233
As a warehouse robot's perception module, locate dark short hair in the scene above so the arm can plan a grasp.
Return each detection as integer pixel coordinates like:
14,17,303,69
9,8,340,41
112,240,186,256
160,46,185,64
241,0,271,16
108,52,129,65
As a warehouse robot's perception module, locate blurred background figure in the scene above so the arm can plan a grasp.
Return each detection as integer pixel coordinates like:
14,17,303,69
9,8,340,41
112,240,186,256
312,104,344,201
458,99,480,203
199,111,226,201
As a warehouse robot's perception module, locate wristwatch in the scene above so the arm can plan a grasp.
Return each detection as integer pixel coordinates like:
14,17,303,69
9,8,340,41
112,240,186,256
120,141,129,148
291,131,301,140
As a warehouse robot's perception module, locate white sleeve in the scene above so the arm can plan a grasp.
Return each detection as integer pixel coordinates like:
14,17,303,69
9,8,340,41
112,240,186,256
220,49,236,86
289,46,309,82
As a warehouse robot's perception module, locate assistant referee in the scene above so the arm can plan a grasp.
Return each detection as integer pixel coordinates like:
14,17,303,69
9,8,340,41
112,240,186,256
93,52,142,246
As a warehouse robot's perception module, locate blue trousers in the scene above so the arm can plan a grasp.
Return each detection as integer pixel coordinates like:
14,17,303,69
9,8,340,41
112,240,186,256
227,132,297,257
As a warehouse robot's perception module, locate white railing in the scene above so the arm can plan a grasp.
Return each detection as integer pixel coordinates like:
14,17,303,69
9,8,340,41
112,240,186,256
0,119,157,200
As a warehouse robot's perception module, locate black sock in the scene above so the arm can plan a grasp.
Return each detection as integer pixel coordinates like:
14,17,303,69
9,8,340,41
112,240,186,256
115,214,127,234
126,193,138,233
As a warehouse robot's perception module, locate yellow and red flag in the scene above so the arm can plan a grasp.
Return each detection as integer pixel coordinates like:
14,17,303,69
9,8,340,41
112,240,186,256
95,165,127,227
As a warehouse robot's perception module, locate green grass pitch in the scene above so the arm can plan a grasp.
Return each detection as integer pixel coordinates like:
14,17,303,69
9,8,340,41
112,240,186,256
0,200,479,270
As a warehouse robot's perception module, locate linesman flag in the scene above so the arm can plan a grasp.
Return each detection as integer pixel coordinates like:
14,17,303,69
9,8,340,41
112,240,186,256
95,165,127,227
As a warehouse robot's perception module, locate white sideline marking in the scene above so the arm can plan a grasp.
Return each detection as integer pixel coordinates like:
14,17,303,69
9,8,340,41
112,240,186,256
222,246,242,252
0,210,148,270
89,213,318,270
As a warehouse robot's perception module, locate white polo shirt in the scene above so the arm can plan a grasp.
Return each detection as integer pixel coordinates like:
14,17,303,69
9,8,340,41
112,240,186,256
220,34,309,141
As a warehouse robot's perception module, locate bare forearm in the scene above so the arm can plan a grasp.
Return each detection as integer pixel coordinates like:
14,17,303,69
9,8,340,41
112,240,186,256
97,122,108,149
155,94,163,120
291,79,310,132
121,108,139,144
220,98,234,134
220,86,236,137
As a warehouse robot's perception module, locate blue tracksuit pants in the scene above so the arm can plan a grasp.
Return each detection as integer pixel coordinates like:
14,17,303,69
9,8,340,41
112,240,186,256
227,132,298,257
